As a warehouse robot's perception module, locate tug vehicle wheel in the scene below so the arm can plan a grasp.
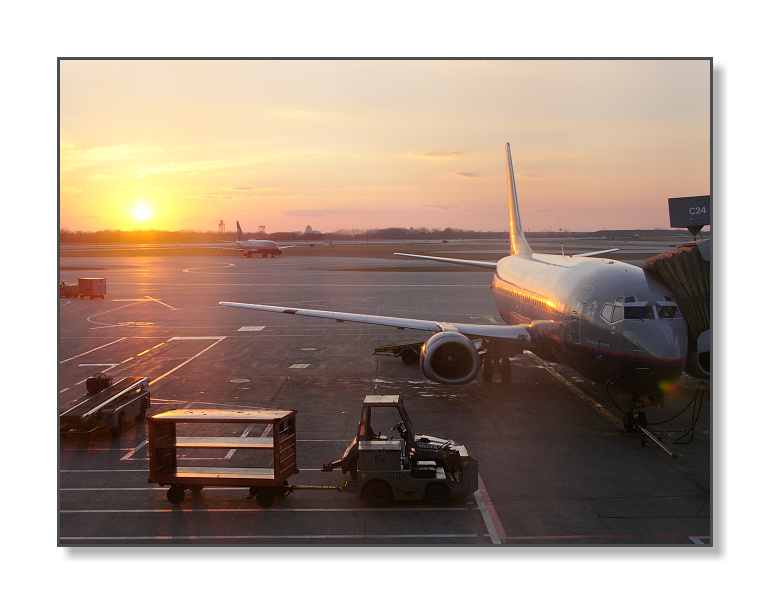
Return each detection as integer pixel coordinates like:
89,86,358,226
362,480,393,507
425,482,452,506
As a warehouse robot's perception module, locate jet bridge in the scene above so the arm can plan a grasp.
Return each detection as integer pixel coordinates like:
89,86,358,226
644,239,711,379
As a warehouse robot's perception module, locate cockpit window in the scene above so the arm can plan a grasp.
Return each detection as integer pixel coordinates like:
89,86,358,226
623,305,655,320
657,305,681,319
601,303,623,323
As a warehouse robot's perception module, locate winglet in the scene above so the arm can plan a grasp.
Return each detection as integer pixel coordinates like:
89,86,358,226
506,143,532,256
236,221,245,242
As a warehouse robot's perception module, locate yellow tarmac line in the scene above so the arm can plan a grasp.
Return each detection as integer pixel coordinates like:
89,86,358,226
475,474,505,544
524,351,623,429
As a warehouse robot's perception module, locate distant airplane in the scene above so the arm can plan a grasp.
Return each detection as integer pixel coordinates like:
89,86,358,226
232,221,291,258
221,144,688,405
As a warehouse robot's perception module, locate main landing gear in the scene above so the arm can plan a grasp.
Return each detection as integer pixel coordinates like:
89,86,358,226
481,356,512,383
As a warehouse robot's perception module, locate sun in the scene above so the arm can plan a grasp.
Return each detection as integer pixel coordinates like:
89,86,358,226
133,203,152,222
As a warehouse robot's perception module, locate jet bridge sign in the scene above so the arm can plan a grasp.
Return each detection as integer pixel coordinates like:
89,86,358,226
668,195,711,228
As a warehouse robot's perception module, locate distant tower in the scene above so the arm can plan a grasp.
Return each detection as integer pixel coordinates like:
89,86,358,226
218,220,225,236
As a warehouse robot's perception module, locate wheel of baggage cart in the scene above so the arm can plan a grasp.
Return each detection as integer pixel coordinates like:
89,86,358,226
362,479,393,507
425,482,452,506
276,480,290,498
251,487,276,508
167,485,185,504
189,484,204,493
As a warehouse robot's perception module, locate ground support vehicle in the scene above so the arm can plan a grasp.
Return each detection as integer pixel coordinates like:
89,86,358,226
335,439,478,507
77,277,106,299
323,395,479,506
59,282,79,298
60,376,150,437
147,409,298,507
372,342,424,365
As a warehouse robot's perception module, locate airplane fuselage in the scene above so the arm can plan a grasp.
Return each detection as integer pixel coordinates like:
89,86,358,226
238,240,282,257
491,253,688,398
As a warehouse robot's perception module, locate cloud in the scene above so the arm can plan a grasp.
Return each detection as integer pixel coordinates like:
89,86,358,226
447,172,482,179
408,150,466,160
279,209,343,217
223,186,279,194
136,161,174,179
419,203,481,212
60,142,158,174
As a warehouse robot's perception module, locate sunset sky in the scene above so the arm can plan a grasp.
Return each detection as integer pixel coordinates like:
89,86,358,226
59,59,710,234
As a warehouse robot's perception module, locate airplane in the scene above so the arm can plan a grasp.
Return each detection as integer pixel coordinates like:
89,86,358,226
232,221,291,258
220,144,689,405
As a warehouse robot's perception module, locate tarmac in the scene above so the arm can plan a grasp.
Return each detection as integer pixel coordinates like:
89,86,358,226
58,239,711,546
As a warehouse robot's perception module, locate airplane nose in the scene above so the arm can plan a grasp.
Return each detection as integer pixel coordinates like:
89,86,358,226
625,319,688,363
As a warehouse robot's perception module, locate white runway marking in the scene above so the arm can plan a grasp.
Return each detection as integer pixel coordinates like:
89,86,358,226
59,337,127,364
120,440,148,461
142,295,175,310
237,326,265,331
60,533,482,543
78,363,118,367
149,337,226,387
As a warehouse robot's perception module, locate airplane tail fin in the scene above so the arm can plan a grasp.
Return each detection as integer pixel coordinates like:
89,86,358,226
236,221,245,242
506,143,532,256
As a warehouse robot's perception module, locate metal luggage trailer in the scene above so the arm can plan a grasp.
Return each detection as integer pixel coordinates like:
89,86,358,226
60,376,150,437
147,409,298,507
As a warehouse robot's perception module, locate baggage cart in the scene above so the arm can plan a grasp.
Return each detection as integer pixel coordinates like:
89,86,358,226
372,341,424,365
78,277,106,299
60,376,150,437
148,409,298,507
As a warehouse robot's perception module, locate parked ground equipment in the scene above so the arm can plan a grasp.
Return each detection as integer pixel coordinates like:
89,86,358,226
59,282,80,298
147,409,298,507
373,342,424,365
60,375,150,437
146,396,477,508
77,277,106,299
323,395,478,506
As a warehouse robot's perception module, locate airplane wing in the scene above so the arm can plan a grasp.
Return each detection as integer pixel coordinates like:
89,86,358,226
393,253,498,269
573,248,619,257
219,301,531,341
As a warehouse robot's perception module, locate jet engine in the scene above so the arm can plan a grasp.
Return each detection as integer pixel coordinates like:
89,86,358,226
420,331,481,385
